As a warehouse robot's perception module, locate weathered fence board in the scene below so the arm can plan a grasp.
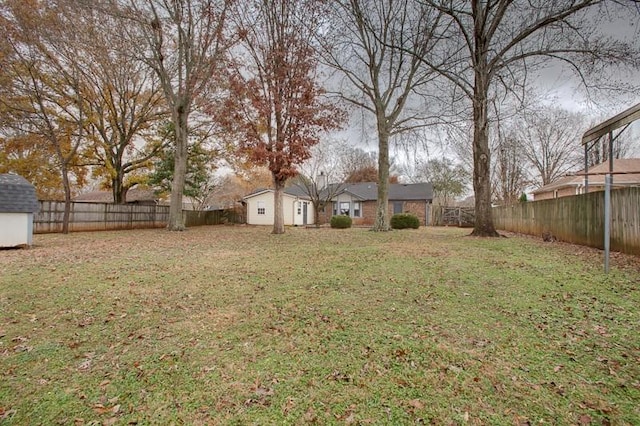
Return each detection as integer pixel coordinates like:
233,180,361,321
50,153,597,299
493,187,640,256
34,201,245,233
431,206,475,227
35,201,170,233
183,209,245,227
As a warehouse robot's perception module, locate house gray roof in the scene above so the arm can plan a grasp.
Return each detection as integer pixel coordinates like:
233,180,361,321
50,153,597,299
334,182,433,201
0,174,40,213
243,182,433,202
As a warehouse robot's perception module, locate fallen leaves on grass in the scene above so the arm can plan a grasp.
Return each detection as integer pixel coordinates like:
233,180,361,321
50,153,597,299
0,407,17,421
92,403,120,415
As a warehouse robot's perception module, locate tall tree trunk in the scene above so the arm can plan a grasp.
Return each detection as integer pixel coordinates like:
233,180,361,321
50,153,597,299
471,76,499,237
168,105,188,231
61,163,72,235
112,169,126,204
313,201,320,227
273,175,285,234
373,126,390,231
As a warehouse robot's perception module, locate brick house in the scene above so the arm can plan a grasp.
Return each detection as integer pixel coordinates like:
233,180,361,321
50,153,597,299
317,182,433,226
532,158,640,200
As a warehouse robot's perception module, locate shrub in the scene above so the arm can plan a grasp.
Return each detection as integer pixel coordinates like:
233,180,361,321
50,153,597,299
330,215,352,229
391,213,420,229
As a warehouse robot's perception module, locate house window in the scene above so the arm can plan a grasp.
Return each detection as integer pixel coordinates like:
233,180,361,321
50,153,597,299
340,202,350,215
297,202,302,215
353,201,361,217
393,201,404,214
332,202,338,216
257,201,266,215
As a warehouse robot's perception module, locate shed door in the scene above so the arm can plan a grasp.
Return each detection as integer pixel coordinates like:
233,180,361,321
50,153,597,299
303,202,308,225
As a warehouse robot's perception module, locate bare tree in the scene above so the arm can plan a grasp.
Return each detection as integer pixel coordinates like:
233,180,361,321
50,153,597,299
491,130,529,205
339,148,378,183
293,139,348,226
323,0,444,231
417,0,640,236
112,0,233,230
410,157,468,206
585,117,637,166
516,106,585,187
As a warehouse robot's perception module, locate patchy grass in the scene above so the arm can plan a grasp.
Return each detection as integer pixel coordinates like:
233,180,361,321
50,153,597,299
1,226,639,425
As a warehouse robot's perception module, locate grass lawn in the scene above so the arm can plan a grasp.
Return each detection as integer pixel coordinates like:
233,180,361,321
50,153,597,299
1,225,639,425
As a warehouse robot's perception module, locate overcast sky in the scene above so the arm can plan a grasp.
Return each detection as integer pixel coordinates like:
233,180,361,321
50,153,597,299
535,5,640,115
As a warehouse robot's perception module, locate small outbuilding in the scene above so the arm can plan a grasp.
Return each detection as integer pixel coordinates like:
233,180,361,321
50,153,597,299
243,187,315,226
0,174,40,248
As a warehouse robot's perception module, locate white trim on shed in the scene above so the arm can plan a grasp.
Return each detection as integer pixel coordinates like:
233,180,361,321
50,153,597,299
243,189,314,226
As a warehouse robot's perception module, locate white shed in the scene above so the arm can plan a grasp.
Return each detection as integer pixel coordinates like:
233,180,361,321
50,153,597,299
243,188,314,226
0,174,40,248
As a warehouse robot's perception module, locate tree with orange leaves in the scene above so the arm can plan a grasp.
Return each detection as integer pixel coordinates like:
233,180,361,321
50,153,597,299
224,0,344,234
1,0,89,233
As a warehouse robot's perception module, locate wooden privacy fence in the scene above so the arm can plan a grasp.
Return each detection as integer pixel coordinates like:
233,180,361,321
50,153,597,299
35,201,170,233
492,187,640,256
432,206,475,227
34,201,245,233
183,208,245,227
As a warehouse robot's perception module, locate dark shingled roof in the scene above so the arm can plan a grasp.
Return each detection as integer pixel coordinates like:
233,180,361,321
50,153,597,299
0,174,40,213
243,182,433,202
329,182,433,201
242,186,312,200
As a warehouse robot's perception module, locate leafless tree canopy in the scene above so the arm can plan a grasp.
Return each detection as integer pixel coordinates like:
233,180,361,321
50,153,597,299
322,0,444,230
410,0,640,235
108,0,233,230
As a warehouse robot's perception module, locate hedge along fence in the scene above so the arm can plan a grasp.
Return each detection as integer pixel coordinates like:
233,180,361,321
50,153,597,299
34,201,244,234
492,187,640,256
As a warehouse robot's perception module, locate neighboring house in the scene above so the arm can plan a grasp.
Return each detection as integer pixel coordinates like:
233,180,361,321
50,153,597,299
533,158,640,200
243,186,314,226
318,182,434,226
74,188,160,205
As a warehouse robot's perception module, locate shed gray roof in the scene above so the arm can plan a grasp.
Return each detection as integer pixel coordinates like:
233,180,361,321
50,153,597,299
0,174,40,213
242,186,312,200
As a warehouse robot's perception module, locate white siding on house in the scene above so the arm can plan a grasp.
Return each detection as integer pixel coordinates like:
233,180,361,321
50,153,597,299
292,200,314,226
0,212,33,247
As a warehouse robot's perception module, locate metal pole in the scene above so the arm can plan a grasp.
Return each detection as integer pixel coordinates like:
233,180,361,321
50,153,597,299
604,131,614,274
584,144,589,194
604,174,611,273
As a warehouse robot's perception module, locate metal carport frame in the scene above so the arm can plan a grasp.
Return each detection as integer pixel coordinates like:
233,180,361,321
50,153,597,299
581,102,640,273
